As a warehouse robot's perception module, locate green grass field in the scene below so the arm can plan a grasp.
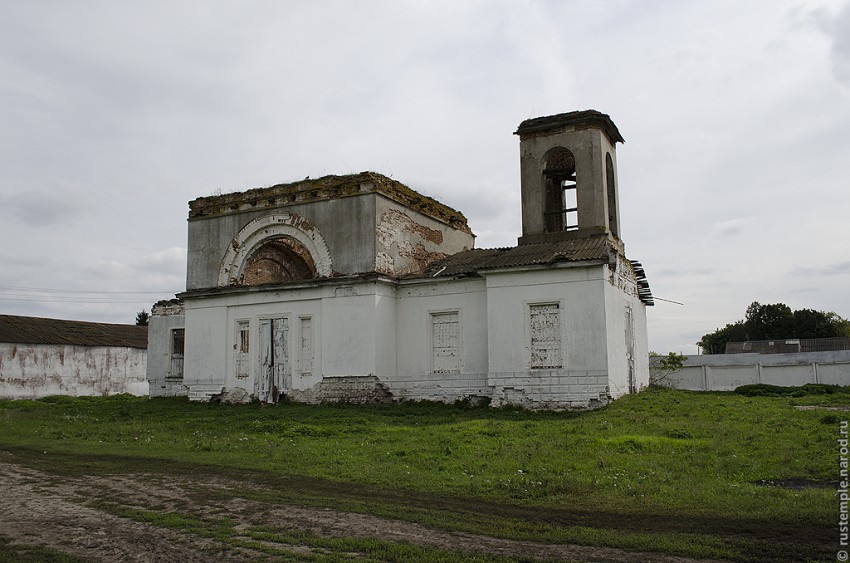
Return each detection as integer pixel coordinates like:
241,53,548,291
0,387,842,561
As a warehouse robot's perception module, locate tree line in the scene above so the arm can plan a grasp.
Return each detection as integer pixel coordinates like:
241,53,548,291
698,302,850,354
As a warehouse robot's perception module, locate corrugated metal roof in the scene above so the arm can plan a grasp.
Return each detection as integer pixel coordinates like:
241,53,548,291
0,315,148,349
419,237,655,306
423,237,612,277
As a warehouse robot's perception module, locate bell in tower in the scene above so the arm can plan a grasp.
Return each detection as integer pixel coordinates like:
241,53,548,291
515,110,625,245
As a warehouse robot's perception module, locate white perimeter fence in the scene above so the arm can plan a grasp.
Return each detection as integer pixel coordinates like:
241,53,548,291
652,350,850,391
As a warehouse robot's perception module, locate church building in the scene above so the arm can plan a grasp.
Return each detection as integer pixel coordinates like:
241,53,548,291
146,110,653,409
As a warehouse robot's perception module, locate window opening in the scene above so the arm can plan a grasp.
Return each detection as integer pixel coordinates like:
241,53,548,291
432,311,460,374
300,317,313,376
606,153,618,237
236,321,250,379
530,304,562,369
169,328,185,380
543,148,578,232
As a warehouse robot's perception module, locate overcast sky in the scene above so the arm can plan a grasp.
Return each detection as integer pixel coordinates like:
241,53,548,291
1,0,848,354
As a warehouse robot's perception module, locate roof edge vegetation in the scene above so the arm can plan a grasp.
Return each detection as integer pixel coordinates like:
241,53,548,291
189,171,471,233
515,109,625,144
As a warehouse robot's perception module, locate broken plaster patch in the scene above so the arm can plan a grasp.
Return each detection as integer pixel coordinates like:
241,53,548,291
376,209,446,275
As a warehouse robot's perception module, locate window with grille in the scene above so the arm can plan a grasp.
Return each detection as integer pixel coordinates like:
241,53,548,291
169,328,185,379
431,311,460,374
236,321,250,379
529,304,562,369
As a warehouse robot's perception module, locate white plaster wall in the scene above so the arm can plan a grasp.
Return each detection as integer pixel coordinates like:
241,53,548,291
657,351,850,390
603,278,650,398
819,363,850,385
321,289,379,378
391,278,489,400
633,297,650,389
218,290,324,396
0,343,148,399
146,312,186,397
373,283,398,379
603,281,625,397
484,266,609,374
761,364,815,386
179,263,651,408
183,303,229,392
483,265,612,407
183,280,399,401
706,366,758,391
665,365,706,390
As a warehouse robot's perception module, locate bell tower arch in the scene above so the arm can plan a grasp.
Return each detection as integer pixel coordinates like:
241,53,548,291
515,110,625,245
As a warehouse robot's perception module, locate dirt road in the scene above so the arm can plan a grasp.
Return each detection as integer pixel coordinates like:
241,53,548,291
0,456,724,562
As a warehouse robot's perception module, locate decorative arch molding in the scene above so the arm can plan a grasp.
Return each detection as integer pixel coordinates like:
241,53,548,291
218,213,333,287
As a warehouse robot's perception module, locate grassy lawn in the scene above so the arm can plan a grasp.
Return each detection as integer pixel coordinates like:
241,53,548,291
0,388,842,561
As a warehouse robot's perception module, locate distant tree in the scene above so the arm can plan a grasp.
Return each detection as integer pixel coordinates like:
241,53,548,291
649,352,687,388
793,308,850,339
135,310,150,326
698,301,850,354
698,320,747,355
743,302,794,340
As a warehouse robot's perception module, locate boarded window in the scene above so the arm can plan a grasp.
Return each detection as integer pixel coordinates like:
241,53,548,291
432,311,460,374
300,317,313,376
169,328,185,379
236,321,250,379
530,304,562,369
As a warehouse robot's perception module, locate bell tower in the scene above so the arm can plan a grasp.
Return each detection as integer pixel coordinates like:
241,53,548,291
515,110,624,245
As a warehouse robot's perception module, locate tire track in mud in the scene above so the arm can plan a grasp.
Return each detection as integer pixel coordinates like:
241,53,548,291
0,458,725,562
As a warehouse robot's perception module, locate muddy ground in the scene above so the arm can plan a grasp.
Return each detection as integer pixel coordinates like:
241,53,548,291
0,454,727,563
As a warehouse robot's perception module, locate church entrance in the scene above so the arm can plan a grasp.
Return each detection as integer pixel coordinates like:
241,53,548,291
258,317,289,403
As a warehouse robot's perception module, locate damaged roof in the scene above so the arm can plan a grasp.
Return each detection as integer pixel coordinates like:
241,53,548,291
423,237,613,277
0,315,148,349
188,171,471,233
515,109,625,145
420,237,654,306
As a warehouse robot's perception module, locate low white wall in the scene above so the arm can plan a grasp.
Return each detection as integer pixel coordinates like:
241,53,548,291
655,350,850,391
0,343,149,399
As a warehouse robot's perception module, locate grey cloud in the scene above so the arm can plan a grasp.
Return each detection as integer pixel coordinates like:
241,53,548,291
813,2,850,87
711,218,754,238
654,267,724,279
791,261,850,277
0,189,87,226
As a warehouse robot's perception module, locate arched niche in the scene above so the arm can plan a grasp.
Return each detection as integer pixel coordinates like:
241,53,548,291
218,213,333,287
241,237,317,285
606,152,619,238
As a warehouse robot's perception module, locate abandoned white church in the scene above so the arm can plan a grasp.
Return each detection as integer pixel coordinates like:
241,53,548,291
147,110,653,408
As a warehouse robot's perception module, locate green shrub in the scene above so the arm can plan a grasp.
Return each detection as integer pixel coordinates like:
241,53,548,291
735,383,847,397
